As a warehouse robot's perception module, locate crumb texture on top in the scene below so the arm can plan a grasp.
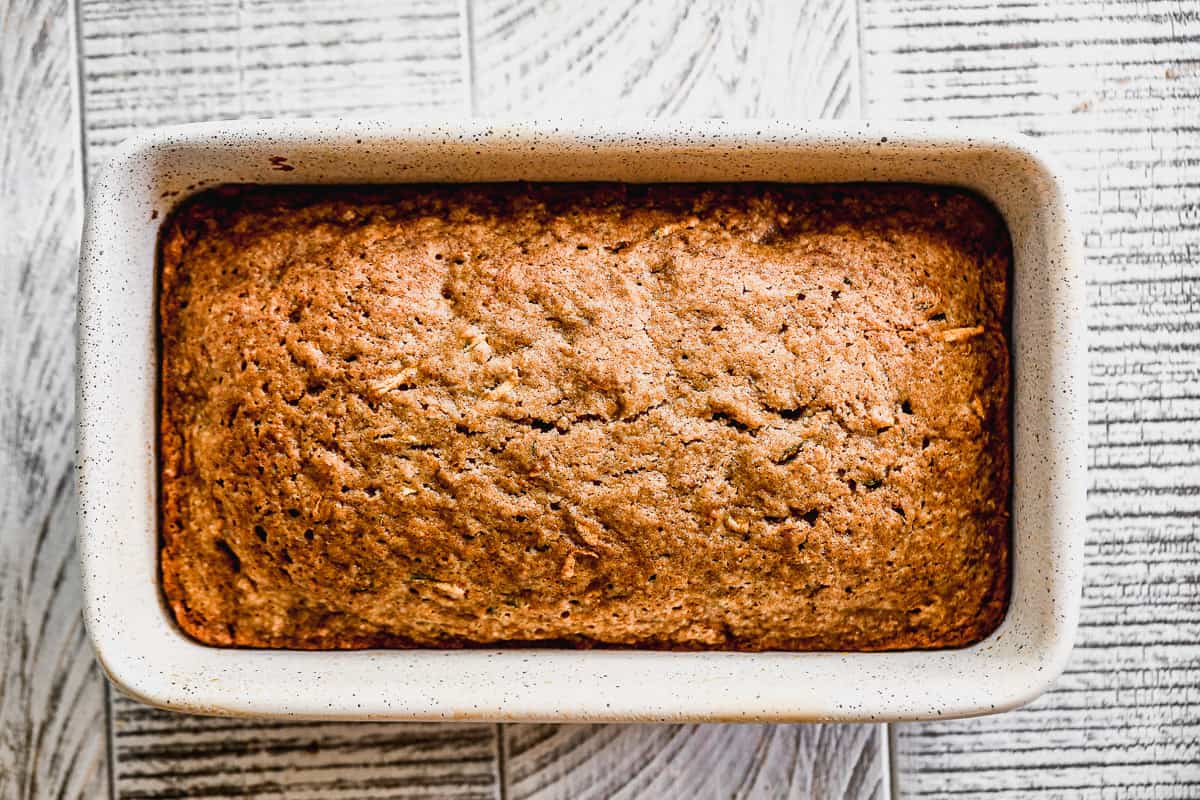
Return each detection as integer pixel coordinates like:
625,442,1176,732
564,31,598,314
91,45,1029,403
159,182,1011,650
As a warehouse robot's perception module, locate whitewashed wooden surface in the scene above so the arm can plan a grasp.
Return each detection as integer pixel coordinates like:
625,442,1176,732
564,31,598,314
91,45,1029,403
1,0,109,798
1,0,1197,797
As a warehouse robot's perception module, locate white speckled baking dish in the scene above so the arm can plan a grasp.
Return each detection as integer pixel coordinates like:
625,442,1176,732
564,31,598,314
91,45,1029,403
78,120,1084,722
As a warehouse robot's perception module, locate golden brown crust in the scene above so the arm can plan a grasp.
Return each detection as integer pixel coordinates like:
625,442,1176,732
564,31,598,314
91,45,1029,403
159,183,1011,651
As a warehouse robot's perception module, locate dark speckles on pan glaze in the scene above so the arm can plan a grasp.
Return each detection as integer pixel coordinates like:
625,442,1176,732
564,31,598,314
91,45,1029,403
75,120,1085,723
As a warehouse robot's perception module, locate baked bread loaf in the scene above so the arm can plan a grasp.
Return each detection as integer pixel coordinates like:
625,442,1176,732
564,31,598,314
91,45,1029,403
159,182,1011,650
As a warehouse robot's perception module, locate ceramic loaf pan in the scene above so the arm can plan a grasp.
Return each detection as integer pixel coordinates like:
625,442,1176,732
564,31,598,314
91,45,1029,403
77,120,1085,722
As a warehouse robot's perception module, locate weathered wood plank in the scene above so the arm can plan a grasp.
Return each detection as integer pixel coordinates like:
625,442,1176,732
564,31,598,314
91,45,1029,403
470,0,859,117
504,724,886,800
110,707,501,799
76,2,505,798
0,0,111,797
862,0,1200,796
79,0,469,166
468,3,886,798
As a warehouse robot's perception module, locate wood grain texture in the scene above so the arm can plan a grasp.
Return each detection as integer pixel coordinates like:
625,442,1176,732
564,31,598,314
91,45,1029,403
79,0,468,165
503,723,886,800
862,0,1200,797
469,0,859,118
469,3,885,798
0,0,111,797
110,705,501,799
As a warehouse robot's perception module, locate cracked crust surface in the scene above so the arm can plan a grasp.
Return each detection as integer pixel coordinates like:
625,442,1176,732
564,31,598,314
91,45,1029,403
159,183,1011,650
